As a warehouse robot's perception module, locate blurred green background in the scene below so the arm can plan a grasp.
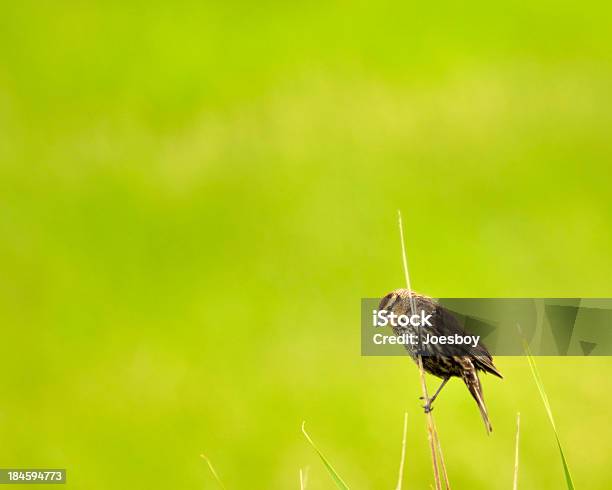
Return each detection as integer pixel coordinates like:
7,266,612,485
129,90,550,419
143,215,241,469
1,1,611,489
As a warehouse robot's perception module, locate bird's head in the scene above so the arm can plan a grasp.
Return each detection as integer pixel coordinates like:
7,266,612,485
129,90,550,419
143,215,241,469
378,288,417,314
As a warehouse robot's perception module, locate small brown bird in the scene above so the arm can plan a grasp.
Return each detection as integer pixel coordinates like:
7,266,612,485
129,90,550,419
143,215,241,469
378,288,503,433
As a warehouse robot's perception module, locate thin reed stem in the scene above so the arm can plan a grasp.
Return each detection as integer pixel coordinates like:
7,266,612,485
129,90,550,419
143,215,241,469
398,210,443,490
300,467,308,490
513,412,521,490
395,412,409,490
432,414,451,489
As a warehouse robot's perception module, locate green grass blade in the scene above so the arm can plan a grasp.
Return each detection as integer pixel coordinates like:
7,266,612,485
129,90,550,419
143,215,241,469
521,337,575,489
200,454,227,490
301,422,350,490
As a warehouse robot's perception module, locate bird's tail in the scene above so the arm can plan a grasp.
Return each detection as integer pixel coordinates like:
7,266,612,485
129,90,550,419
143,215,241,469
462,369,493,434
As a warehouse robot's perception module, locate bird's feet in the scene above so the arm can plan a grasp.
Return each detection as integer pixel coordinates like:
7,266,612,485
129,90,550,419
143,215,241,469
419,396,434,413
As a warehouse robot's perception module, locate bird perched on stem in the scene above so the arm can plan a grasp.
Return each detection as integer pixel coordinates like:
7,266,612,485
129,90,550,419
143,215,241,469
378,288,503,433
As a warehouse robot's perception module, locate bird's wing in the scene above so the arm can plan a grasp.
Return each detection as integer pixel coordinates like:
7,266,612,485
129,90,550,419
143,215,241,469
434,305,503,378
473,355,503,378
